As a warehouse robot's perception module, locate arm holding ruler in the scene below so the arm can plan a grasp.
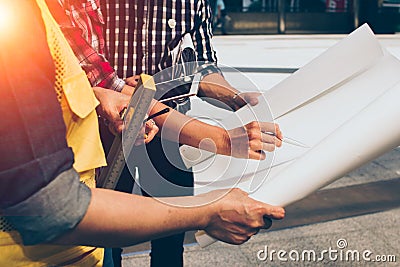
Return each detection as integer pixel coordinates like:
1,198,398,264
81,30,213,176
97,74,156,189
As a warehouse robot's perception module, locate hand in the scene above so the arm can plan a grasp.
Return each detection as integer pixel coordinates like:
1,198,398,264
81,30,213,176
144,119,159,144
125,75,141,88
203,188,285,245
93,87,130,134
231,92,261,110
134,119,159,146
198,73,261,111
224,121,282,160
121,84,136,96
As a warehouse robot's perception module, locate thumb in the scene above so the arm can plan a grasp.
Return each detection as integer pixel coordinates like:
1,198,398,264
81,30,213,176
258,201,285,220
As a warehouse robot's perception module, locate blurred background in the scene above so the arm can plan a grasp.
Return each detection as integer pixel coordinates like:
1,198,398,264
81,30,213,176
211,0,400,35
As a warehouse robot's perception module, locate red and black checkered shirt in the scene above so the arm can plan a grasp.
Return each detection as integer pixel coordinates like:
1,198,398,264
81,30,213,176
58,0,125,91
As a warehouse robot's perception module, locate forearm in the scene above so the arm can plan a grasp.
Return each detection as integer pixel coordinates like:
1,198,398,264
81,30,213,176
198,73,239,110
121,84,136,95
54,188,211,247
149,100,230,154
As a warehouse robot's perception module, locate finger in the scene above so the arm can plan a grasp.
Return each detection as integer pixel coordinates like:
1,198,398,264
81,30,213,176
149,124,159,136
249,138,276,153
135,128,146,146
125,75,140,87
261,205,285,220
275,124,283,142
248,138,262,151
134,126,146,146
260,132,276,144
261,132,282,148
111,119,124,134
125,77,136,85
248,149,266,160
243,92,261,106
108,123,118,136
145,119,154,128
134,136,145,146
229,233,252,245
245,121,261,132
238,224,261,236
144,125,159,144
261,142,276,152
113,121,124,134
105,108,123,134
258,122,277,134
241,227,260,241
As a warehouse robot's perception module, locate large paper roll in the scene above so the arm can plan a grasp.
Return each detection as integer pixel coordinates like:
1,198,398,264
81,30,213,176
193,24,400,248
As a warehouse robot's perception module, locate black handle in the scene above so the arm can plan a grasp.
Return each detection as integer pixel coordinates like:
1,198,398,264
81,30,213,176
262,216,273,229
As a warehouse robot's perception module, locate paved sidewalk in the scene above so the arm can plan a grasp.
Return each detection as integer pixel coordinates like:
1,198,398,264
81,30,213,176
124,208,399,266
122,148,400,266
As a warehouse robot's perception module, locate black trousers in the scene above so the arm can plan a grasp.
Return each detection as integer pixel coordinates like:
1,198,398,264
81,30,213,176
111,136,194,267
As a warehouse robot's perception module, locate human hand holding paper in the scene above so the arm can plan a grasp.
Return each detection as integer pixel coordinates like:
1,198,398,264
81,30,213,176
201,188,284,245
199,73,261,111
193,121,282,160
232,92,261,109
223,122,283,160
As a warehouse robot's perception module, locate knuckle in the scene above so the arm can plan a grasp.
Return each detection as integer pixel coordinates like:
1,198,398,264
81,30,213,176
249,140,261,149
234,235,247,244
231,188,240,193
249,121,259,129
230,188,244,196
247,231,255,239
248,129,260,140
248,220,261,229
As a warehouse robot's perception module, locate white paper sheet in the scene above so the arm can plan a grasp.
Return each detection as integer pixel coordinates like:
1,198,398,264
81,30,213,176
252,80,400,205
192,24,400,247
190,24,400,197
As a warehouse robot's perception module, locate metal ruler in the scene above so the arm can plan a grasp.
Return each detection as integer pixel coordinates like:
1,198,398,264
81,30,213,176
97,74,156,189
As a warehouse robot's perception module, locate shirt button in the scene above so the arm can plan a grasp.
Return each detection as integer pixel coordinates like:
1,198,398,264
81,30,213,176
168,19,176,29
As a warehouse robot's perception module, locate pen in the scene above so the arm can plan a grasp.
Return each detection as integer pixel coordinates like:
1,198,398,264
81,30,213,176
264,131,283,142
264,131,309,148
143,107,170,123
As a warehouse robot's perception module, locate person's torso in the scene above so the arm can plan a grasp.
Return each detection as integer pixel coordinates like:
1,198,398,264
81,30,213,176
0,1,105,265
102,0,202,77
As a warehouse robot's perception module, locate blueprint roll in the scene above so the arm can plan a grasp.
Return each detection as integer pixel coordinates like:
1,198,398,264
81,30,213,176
251,80,400,206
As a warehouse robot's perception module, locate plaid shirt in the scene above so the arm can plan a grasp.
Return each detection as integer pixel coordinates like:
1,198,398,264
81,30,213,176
57,0,125,91
101,0,220,79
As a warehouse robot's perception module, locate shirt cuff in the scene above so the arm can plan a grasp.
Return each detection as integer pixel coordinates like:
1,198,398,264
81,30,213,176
197,62,222,79
3,168,91,245
109,76,126,92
